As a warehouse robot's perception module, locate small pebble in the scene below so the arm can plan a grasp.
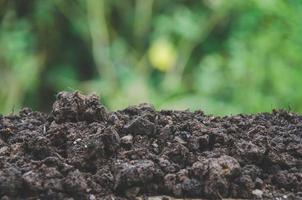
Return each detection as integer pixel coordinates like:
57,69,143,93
152,141,159,148
121,135,133,144
43,125,46,134
252,189,263,198
89,194,96,200
73,138,82,144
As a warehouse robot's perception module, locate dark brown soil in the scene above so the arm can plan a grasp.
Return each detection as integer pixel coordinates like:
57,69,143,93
0,91,301,200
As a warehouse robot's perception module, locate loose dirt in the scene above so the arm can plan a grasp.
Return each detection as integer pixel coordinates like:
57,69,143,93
0,91,301,199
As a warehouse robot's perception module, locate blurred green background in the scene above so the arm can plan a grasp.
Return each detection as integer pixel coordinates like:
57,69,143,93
0,0,302,115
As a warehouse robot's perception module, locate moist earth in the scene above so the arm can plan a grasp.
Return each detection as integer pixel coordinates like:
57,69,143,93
0,91,301,200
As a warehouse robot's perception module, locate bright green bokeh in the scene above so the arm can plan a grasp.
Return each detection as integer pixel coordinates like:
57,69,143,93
0,0,301,115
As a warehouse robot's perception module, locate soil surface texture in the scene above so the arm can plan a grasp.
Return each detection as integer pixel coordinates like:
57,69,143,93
0,91,301,200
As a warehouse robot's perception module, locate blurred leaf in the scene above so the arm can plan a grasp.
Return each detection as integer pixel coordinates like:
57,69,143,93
148,37,177,72
1,0,302,115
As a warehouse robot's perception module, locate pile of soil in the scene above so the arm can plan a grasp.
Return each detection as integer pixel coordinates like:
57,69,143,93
0,91,301,200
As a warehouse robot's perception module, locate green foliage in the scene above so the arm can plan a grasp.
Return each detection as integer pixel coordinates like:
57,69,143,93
0,0,302,115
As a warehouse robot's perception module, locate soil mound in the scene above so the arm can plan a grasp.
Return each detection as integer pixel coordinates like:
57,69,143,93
0,91,301,199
